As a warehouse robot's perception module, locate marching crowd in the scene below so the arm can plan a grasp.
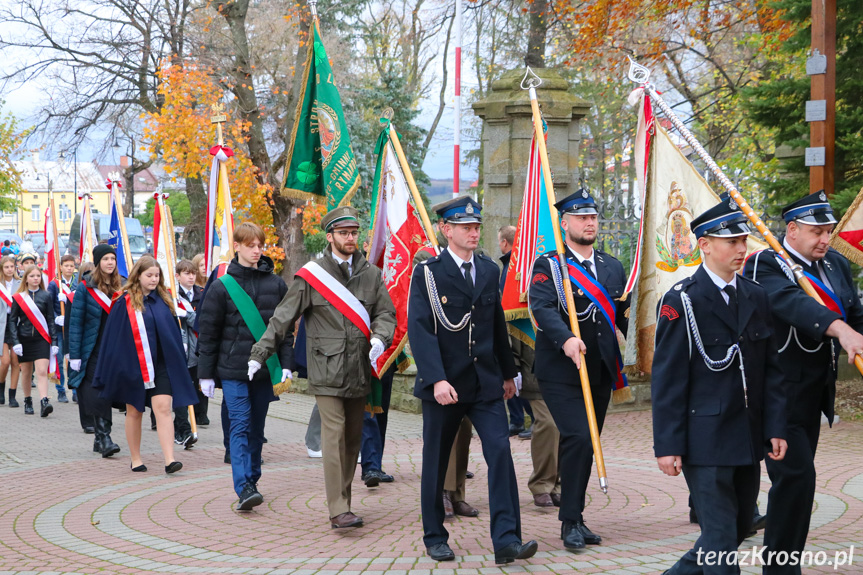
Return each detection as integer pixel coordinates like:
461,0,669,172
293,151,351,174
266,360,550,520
0,188,857,573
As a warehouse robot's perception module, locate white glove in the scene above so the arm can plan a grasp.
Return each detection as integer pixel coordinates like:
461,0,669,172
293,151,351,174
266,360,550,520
281,369,292,381
200,379,216,398
183,342,188,353
58,292,67,303
248,360,261,381
55,315,64,327
176,307,187,318
70,359,82,371
514,372,523,396
369,337,385,365
51,346,59,356
12,344,22,356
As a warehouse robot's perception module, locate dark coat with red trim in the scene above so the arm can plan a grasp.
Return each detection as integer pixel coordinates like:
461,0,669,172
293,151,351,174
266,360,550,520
8,287,57,347
67,274,106,389
92,292,198,413
651,266,786,466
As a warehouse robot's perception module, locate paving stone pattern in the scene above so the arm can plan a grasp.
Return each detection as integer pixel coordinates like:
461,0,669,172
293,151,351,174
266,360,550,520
1,393,861,574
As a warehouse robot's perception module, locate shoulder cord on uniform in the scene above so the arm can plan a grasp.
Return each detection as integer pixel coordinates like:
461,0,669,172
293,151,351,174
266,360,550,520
754,252,824,354
547,259,596,321
424,264,471,330
680,290,748,407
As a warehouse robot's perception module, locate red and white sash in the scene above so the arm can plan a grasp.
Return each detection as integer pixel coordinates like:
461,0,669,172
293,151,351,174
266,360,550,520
13,292,57,372
88,287,114,314
58,280,75,304
176,296,194,313
125,295,155,388
295,261,371,339
0,283,12,310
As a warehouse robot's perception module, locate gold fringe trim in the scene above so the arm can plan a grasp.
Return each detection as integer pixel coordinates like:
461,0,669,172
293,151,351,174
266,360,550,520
829,185,863,267
611,386,633,405
375,335,409,376
507,323,536,349
364,404,384,415
504,308,530,321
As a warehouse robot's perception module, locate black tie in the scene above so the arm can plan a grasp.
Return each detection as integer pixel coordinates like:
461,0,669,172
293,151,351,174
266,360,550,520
462,262,474,292
723,285,738,320
582,259,596,279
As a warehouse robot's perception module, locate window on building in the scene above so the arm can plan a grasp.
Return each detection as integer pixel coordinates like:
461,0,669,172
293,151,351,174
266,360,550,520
32,205,41,221
59,203,72,222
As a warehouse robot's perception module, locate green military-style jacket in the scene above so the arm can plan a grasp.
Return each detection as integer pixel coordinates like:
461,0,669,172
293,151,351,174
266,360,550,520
251,246,396,398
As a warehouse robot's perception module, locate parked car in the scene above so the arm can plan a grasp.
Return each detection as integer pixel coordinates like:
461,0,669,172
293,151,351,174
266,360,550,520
25,233,68,258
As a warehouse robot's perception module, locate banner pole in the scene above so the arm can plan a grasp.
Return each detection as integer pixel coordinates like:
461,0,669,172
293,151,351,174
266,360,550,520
522,69,608,494
626,57,863,377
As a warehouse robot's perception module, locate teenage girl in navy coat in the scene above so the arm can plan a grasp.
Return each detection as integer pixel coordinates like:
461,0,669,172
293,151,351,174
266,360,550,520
93,256,198,474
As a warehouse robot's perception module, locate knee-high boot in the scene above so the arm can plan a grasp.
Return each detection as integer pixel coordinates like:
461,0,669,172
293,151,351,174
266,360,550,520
96,417,120,457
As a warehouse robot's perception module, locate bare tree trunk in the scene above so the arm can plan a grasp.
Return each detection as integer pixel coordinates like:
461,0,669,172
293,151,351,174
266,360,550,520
183,175,207,257
525,0,548,68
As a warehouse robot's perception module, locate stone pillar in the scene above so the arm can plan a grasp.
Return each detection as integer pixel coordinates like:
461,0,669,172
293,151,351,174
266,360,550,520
472,68,590,256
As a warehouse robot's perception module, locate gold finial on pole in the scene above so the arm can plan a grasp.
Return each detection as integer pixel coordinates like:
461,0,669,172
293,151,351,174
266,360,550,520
210,103,228,146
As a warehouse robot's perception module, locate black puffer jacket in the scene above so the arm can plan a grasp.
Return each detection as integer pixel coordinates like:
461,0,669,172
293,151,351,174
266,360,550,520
197,256,293,383
9,288,57,346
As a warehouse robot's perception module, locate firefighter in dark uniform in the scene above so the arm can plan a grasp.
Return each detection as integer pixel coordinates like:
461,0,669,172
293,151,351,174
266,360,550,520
653,197,787,575
408,195,538,565
528,189,629,550
743,191,863,574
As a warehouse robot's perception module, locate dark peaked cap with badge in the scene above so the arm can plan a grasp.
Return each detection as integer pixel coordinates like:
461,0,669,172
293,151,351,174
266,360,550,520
690,194,752,239
554,188,598,216
782,190,837,225
321,206,360,232
432,195,482,224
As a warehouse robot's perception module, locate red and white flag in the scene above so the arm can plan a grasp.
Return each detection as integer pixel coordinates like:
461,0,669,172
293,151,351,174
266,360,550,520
367,123,428,376
78,193,98,263
205,146,235,274
44,206,57,285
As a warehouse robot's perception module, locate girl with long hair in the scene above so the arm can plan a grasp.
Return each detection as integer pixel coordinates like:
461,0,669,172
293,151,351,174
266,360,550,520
69,246,123,456
93,256,198,473
8,265,58,416
191,253,207,287
0,255,21,407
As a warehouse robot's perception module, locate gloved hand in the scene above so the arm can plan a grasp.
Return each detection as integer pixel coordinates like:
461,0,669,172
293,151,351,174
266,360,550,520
70,359,82,371
514,372,523,396
369,337,385,365
55,315,64,327
200,379,216,398
176,306,187,318
51,346,59,356
12,344,22,356
58,292,67,303
281,369,292,382
248,360,261,381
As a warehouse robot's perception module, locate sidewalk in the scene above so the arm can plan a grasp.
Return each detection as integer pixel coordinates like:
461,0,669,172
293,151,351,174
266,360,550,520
0,392,860,574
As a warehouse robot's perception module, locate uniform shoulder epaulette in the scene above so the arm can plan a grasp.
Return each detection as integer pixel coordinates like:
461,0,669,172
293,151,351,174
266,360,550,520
420,254,441,265
477,252,494,263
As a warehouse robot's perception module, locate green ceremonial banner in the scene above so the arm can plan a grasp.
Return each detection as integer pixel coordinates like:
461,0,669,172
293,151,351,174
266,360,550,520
282,23,360,207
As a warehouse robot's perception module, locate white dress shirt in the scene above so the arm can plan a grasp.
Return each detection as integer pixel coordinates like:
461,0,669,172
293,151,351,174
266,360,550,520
702,263,738,304
447,247,476,283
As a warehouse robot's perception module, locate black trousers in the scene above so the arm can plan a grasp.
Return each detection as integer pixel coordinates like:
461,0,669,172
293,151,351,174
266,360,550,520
538,371,611,523
668,463,760,575
763,384,823,575
420,398,521,551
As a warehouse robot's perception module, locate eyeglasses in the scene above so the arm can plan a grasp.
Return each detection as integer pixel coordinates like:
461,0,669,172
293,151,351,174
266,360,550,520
333,230,360,238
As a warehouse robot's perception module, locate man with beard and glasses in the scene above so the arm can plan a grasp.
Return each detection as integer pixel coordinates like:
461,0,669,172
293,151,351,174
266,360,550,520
528,188,629,551
250,206,396,529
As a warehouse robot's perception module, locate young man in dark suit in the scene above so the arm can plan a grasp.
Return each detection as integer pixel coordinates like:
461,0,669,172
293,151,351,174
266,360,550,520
653,196,787,575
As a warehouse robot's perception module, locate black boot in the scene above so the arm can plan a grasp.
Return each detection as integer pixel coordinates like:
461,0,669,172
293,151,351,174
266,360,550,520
96,417,120,458
8,388,18,408
0,382,5,405
24,396,34,415
40,397,53,417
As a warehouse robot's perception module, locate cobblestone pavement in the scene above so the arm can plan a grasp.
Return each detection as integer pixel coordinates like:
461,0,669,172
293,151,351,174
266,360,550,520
1,391,861,574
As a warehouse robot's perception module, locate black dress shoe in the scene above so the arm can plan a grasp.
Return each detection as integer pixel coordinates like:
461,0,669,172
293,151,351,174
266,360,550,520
508,424,524,436
224,451,231,464
83,426,95,434
495,540,538,564
362,471,380,487
689,507,698,524
379,471,394,482
165,461,183,474
576,520,601,545
465,470,474,479
752,513,767,531
131,463,147,472
426,542,455,561
561,521,585,550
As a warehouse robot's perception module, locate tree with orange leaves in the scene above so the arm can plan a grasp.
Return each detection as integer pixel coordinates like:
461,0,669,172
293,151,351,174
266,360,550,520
143,61,285,265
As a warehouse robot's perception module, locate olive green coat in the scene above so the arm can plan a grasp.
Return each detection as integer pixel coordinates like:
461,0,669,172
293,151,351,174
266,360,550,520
250,246,396,398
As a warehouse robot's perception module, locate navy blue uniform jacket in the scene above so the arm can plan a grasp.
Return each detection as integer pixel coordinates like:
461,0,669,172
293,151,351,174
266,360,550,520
93,292,198,413
409,249,517,403
744,244,863,423
529,249,628,384
651,266,786,466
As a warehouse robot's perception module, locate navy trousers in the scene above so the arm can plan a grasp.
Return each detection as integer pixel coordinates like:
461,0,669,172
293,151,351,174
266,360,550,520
222,379,271,496
360,367,394,474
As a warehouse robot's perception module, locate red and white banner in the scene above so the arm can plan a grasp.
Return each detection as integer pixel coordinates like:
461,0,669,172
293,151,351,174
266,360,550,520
78,194,98,264
623,88,655,296
13,292,57,372
44,206,57,285
367,129,428,375
88,287,114,314
295,261,371,340
125,294,155,386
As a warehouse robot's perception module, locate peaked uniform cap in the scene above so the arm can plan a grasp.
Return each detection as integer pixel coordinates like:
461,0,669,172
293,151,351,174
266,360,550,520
554,188,598,216
781,190,837,225
321,206,360,232
432,195,482,224
691,193,751,239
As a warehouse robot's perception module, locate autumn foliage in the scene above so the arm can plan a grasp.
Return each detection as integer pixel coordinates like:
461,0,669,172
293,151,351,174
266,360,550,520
142,61,284,263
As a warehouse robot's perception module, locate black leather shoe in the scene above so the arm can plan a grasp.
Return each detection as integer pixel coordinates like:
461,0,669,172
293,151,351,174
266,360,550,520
495,540,538,564
752,513,767,531
237,484,263,511
426,543,455,561
561,521,585,550
224,451,231,464
689,507,698,524
24,397,34,415
40,397,53,417
576,521,601,545
465,470,474,479
165,461,183,474
362,471,380,488
379,471,394,483
83,426,95,434
508,424,524,436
